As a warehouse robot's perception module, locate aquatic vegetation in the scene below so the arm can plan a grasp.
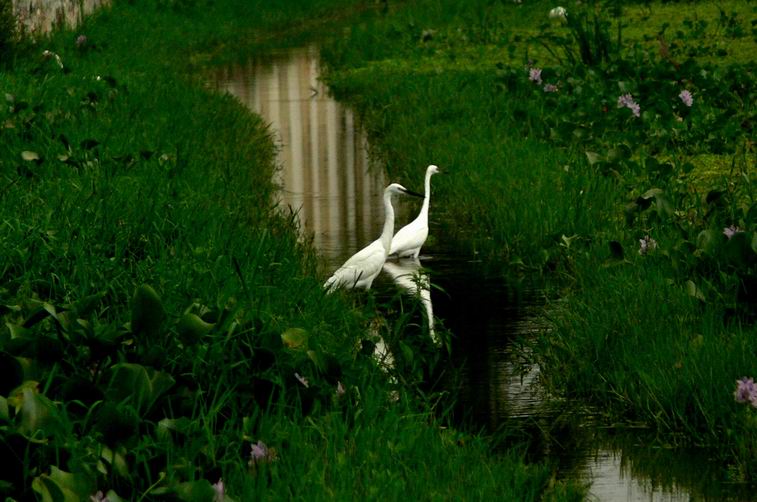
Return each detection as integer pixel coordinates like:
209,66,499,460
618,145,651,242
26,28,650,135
0,0,585,499
319,0,757,484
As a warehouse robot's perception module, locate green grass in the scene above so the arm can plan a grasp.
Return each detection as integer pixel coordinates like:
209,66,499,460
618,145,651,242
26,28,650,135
0,0,586,499
320,0,757,482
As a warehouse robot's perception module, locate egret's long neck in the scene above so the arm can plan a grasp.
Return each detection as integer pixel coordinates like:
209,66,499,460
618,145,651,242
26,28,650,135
380,191,395,253
419,170,433,218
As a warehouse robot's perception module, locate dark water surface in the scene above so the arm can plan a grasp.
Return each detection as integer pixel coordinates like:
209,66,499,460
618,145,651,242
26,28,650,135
208,47,749,501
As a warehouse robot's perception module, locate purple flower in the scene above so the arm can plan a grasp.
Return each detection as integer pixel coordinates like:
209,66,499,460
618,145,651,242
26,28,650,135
679,89,693,107
90,492,110,502
212,478,224,501
543,83,558,93
734,377,757,406
723,225,743,239
76,34,87,48
638,235,657,255
294,372,309,388
528,68,543,85
251,441,268,462
249,440,276,466
617,93,641,117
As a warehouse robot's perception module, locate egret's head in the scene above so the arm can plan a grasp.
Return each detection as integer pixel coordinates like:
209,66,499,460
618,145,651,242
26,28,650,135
427,164,440,175
386,183,424,198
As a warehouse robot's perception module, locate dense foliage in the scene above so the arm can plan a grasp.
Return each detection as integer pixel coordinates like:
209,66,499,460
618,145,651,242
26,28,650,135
320,0,757,482
0,0,586,500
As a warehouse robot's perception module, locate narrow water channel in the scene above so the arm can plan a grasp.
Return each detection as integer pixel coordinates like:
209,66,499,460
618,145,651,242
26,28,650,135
13,0,106,33
208,47,747,501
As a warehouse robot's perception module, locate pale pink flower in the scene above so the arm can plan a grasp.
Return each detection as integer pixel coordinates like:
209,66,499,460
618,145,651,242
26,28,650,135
528,68,543,85
212,479,224,501
249,440,277,466
734,377,757,406
617,93,641,117
723,225,743,239
638,235,657,255
679,89,693,107
90,492,110,502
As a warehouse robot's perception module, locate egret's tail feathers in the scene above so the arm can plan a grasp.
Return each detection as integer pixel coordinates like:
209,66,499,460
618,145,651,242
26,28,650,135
323,268,364,292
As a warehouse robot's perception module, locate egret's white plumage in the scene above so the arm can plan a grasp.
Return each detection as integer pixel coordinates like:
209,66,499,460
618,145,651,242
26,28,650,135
324,183,423,291
389,165,440,259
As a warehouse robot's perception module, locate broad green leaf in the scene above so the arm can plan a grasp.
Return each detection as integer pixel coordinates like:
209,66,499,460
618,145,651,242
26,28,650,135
167,480,216,502
156,417,193,442
696,229,720,255
131,284,165,337
21,150,40,161
32,467,89,502
99,446,129,477
640,188,664,200
585,150,600,165
176,313,213,344
307,349,323,370
106,363,175,413
18,386,55,436
686,280,705,301
281,328,308,349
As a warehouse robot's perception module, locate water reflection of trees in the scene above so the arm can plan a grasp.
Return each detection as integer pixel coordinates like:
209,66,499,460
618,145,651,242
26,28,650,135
210,48,387,264
14,0,106,34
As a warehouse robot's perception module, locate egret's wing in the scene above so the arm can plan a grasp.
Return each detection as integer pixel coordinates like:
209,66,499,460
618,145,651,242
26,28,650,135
389,218,428,255
324,240,385,290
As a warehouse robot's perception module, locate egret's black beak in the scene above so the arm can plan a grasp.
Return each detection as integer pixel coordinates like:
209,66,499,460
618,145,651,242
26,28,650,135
402,188,425,198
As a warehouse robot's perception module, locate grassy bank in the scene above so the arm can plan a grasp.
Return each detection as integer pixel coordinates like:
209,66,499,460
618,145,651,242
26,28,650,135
320,0,757,480
0,0,585,499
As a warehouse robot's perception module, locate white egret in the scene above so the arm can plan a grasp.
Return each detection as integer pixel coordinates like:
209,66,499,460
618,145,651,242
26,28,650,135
389,164,440,259
324,183,423,291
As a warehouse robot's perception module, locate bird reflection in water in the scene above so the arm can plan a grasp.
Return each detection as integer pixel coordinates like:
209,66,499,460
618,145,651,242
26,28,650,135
382,258,438,345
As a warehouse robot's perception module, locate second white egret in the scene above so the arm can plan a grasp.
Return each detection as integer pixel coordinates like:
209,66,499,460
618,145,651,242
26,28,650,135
389,164,440,259
324,183,424,291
